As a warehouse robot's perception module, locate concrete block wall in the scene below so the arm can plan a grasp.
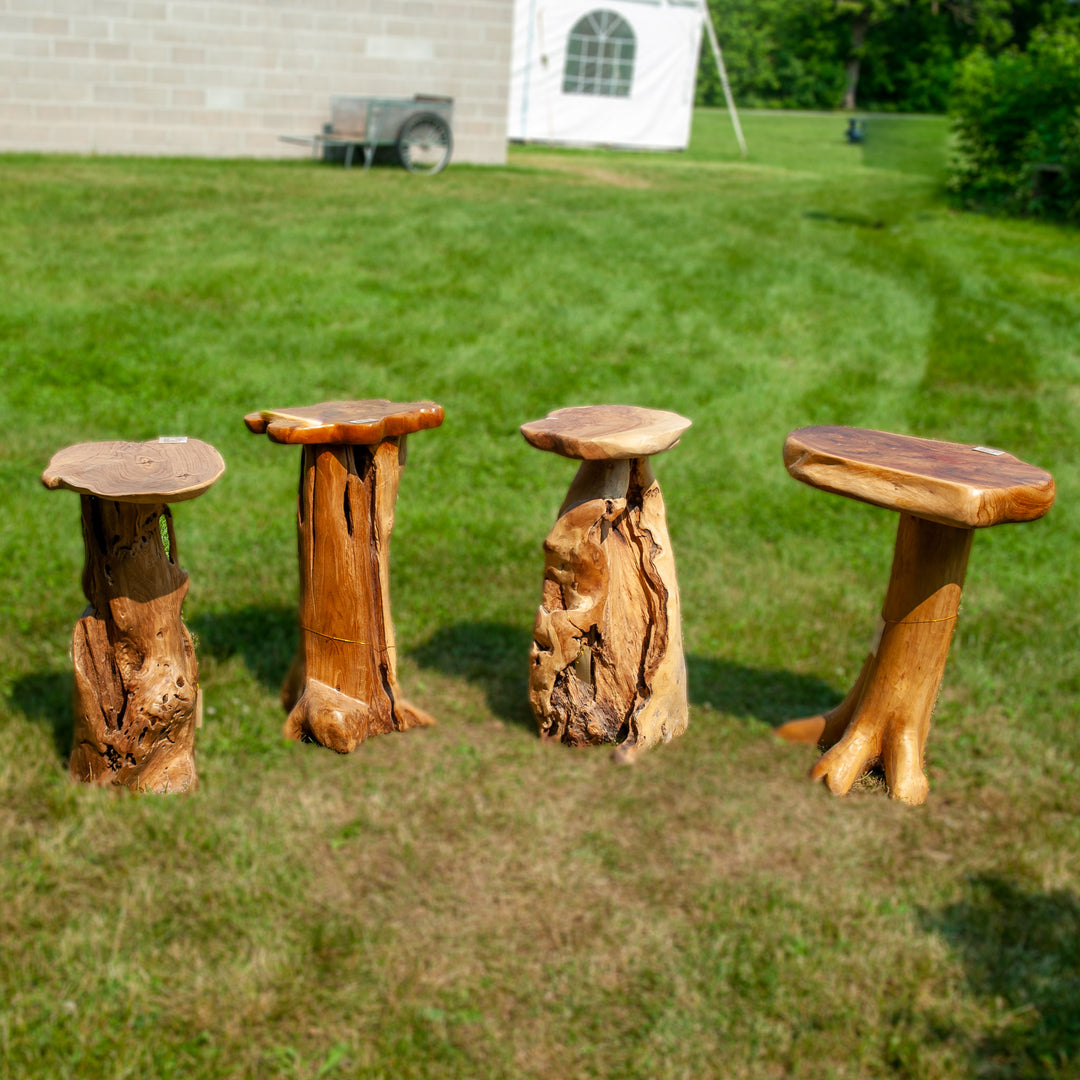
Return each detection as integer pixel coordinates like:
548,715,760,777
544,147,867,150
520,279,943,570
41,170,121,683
0,0,512,164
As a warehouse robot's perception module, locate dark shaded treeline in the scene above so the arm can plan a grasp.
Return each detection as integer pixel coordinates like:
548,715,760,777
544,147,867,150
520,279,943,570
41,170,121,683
697,0,1080,112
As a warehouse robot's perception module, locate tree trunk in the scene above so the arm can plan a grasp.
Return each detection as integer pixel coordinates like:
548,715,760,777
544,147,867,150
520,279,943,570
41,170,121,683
843,11,871,111
283,437,433,752
70,497,200,792
529,457,687,763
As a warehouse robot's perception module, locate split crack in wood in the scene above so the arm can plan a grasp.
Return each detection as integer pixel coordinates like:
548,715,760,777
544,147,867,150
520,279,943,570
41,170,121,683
246,400,443,753
522,406,690,763
42,438,224,793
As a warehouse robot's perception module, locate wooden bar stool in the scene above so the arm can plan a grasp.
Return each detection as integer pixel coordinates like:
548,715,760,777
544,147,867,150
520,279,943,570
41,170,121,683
521,405,691,763
42,438,225,792
777,425,1055,804
245,399,443,753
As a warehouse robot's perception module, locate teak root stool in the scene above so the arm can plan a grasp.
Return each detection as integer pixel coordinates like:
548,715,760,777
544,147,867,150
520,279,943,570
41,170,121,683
521,405,691,763
42,438,225,793
245,399,443,753
777,425,1055,805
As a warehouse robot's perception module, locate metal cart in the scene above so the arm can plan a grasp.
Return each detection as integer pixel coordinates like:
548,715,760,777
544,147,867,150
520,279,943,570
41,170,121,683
280,95,453,174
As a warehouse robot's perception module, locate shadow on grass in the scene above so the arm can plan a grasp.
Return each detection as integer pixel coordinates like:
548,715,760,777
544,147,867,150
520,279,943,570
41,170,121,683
188,605,298,692
920,875,1080,1076
9,608,297,763
9,669,74,762
686,655,841,728
410,622,535,730
410,621,842,732
803,209,886,230
11,622,843,762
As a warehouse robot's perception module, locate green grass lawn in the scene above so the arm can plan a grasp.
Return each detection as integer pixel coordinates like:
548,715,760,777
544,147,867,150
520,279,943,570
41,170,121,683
1,109,1079,1079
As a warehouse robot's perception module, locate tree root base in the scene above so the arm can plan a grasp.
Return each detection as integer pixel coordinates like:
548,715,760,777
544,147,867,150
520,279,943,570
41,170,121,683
777,514,973,807
529,457,688,762
284,678,433,754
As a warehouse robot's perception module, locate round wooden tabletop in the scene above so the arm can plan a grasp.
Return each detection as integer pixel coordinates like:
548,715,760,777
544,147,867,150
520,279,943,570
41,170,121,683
785,425,1055,528
42,438,225,503
245,399,444,445
520,405,691,460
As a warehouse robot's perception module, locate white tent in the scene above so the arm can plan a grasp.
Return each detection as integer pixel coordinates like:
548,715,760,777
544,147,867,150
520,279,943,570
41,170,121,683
508,0,707,152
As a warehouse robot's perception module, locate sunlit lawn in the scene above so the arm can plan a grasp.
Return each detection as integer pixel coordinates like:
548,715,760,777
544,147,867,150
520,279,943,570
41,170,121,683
1,109,1078,1078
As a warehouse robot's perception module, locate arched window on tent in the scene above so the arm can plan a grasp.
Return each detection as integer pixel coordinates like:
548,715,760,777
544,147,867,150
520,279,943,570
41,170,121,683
562,10,636,98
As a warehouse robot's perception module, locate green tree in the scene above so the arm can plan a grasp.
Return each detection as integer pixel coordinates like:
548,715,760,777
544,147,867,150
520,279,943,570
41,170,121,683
697,0,1080,113
835,0,1012,108
855,0,1015,110
1005,0,1080,47
696,0,847,110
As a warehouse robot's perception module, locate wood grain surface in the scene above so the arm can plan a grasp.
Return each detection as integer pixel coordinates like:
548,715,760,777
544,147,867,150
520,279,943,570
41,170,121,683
42,438,225,503
245,399,444,445
521,405,691,460
784,425,1054,528
280,440,433,751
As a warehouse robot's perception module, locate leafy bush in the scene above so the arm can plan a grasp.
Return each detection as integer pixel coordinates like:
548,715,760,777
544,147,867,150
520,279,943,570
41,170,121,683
948,26,1080,221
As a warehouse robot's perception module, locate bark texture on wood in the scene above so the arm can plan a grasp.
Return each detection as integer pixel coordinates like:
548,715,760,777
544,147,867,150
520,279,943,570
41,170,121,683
778,513,972,805
530,457,688,763
843,11,871,111
283,438,433,752
70,497,200,792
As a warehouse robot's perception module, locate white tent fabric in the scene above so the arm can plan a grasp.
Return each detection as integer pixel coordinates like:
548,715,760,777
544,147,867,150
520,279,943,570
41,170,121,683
508,0,705,151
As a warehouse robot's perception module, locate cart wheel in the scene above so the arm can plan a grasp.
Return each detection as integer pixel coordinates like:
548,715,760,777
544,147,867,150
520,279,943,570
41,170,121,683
396,113,452,175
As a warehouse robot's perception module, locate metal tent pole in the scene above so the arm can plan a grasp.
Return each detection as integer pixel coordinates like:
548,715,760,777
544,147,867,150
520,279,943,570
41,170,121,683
702,3,747,157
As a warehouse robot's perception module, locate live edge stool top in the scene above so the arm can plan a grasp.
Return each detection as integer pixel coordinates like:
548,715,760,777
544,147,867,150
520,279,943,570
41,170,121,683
244,399,444,445
42,437,225,503
520,404,690,460
784,425,1055,529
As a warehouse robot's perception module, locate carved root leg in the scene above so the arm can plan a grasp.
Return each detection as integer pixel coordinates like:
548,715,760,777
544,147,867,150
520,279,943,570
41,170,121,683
529,457,688,761
777,514,972,804
70,498,199,792
286,439,433,753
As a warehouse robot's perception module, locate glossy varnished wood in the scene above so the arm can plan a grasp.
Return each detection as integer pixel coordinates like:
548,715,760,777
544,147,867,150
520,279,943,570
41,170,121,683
521,404,691,461
523,406,689,762
42,439,223,793
249,400,440,752
244,399,444,446
778,514,972,805
785,425,1055,529
778,425,1055,805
